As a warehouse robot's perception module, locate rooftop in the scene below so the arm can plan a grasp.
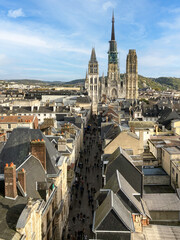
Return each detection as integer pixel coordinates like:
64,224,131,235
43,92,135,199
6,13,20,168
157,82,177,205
143,193,180,211
163,146,180,154
129,121,155,129
143,224,180,240
143,167,167,176
0,115,35,123
0,182,27,240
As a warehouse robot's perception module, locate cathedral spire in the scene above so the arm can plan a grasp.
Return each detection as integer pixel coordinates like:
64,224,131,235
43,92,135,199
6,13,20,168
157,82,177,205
111,11,115,41
90,47,97,63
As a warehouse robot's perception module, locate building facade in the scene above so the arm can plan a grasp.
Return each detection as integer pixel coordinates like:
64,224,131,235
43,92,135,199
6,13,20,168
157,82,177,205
85,13,139,104
85,48,99,114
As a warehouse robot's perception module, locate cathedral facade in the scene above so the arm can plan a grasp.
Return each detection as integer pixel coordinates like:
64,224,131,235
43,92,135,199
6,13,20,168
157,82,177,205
85,13,138,113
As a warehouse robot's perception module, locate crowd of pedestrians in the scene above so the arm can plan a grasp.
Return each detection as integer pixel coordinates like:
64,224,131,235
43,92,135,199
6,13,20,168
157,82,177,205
64,116,102,240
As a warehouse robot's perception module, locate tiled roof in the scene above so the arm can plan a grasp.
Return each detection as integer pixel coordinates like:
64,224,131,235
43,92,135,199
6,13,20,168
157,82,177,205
0,115,35,123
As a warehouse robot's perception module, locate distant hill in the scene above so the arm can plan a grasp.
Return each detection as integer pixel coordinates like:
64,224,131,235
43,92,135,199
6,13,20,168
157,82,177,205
3,75,180,91
138,75,180,91
6,79,45,85
63,79,85,85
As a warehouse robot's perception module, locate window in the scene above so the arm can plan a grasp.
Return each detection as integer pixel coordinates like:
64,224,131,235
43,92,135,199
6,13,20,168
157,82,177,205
90,86,93,90
176,173,178,183
172,167,174,174
94,86,97,91
8,124,11,129
94,78,97,84
90,78,93,84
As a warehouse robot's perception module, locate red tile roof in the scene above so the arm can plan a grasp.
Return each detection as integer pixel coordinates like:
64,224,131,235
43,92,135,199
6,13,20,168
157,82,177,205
0,115,34,123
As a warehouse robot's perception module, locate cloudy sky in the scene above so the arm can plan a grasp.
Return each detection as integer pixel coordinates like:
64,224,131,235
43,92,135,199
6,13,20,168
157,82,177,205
0,0,180,81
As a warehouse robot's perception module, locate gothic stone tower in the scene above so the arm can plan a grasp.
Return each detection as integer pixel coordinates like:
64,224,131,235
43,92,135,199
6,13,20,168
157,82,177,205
86,48,99,114
126,49,138,100
106,13,125,100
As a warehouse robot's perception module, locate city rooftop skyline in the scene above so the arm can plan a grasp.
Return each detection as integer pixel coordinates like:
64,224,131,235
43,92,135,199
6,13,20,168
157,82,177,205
0,0,180,81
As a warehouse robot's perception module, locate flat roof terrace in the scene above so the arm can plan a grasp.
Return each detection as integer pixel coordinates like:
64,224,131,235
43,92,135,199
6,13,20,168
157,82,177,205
164,146,180,154
143,167,167,176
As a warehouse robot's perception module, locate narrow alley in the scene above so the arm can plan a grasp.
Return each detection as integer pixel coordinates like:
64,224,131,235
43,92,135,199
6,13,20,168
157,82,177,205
65,116,102,240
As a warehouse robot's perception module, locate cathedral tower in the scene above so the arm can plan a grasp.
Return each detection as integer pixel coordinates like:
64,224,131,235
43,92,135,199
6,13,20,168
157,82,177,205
87,48,99,114
106,12,125,99
126,49,138,100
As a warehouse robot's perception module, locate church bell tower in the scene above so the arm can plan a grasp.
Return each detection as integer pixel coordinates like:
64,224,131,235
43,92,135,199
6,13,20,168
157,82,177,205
86,48,99,114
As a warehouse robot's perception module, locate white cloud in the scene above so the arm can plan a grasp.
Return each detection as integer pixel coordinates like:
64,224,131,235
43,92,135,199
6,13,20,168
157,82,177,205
8,8,25,18
102,1,114,11
169,8,180,14
159,17,180,30
0,30,51,48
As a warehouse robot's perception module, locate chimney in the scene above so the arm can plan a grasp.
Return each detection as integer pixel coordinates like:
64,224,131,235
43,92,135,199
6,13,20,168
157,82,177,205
139,130,144,141
58,138,67,152
4,163,18,200
162,125,165,132
18,168,26,194
31,139,46,171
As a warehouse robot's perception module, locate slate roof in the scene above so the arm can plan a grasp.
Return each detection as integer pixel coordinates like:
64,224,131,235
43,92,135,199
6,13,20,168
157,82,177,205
0,189,27,240
0,106,69,114
105,147,143,195
76,96,91,104
101,123,121,141
64,117,83,129
101,123,114,140
158,108,180,125
96,232,131,240
0,128,60,175
93,190,134,232
106,125,120,140
16,155,47,199
102,170,150,218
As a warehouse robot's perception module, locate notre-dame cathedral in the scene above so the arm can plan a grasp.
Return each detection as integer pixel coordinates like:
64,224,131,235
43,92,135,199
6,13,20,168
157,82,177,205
85,13,138,113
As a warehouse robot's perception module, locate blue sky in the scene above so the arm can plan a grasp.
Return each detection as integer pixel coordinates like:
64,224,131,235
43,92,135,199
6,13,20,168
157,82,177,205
0,0,180,81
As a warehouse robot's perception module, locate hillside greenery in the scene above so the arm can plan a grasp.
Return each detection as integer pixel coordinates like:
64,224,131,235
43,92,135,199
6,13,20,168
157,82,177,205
4,75,180,91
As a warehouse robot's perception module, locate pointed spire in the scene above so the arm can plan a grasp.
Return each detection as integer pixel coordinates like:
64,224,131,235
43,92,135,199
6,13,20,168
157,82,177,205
90,47,97,63
85,70,88,79
111,11,115,41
